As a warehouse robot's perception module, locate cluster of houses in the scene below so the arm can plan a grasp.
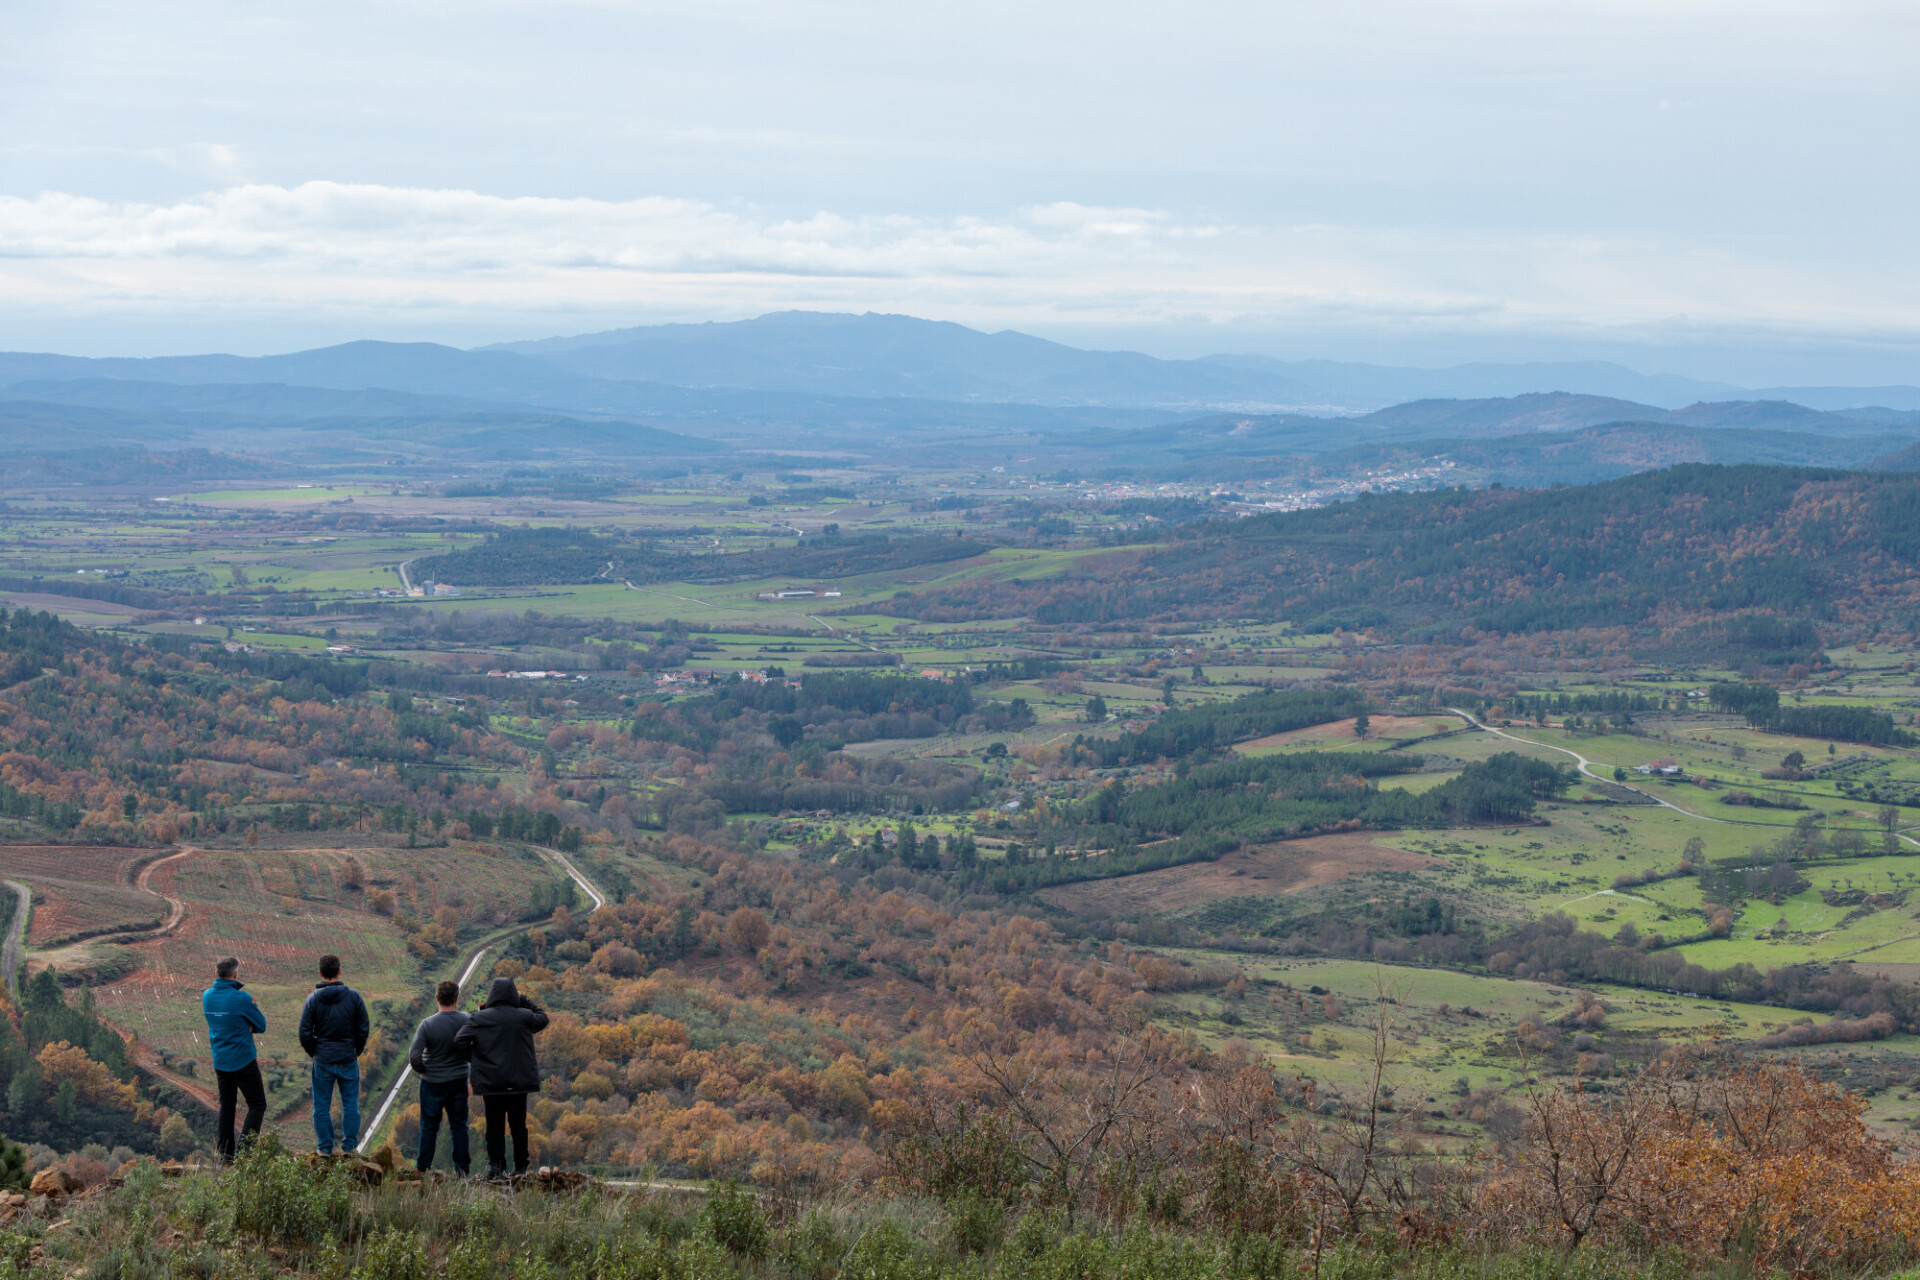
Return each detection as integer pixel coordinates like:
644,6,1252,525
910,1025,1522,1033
375,583,460,599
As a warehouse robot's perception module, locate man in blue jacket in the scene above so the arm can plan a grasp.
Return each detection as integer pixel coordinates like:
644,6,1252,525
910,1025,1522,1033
297,953,370,1155
201,956,267,1162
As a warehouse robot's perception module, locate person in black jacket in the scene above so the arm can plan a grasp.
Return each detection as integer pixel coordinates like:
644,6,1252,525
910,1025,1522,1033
297,953,370,1155
406,979,472,1175
453,976,548,1179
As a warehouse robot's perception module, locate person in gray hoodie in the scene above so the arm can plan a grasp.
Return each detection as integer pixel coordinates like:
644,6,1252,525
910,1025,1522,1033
406,979,472,1175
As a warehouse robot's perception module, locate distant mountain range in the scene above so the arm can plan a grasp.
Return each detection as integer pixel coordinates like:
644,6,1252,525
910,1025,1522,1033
486,312,1920,413
3,311,1920,479
2,311,1916,419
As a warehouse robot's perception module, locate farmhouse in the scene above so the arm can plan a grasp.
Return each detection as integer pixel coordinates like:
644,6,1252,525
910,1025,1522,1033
1637,759,1684,776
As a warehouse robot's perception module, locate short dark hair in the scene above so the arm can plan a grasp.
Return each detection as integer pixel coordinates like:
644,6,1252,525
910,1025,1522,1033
436,980,460,1007
216,956,239,979
318,954,341,979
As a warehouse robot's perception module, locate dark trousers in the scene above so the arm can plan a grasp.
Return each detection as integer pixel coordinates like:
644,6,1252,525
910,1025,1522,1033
416,1078,470,1174
215,1060,266,1163
482,1092,530,1177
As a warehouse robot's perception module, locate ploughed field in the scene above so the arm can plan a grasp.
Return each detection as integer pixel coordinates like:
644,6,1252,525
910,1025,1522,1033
4,846,170,945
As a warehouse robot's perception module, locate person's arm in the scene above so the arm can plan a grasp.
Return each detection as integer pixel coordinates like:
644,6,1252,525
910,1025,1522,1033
407,1021,430,1075
524,1006,549,1033
244,992,267,1036
298,995,318,1057
453,1017,477,1050
353,992,371,1056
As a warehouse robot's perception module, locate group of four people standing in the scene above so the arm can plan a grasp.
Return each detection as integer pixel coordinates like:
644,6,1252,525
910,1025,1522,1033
200,953,548,1178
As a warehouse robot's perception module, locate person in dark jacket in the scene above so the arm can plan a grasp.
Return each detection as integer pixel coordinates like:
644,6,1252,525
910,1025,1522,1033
406,979,472,1175
201,956,267,1163
297,953,370,1155
453,976,548,1178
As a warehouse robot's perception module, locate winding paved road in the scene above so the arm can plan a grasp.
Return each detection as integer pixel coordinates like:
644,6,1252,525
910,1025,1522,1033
355,847,606,1155
1,880,29,999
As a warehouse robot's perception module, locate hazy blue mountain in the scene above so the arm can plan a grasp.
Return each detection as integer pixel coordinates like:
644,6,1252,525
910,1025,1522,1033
1143,393,1915,449
4,313,1917,432
0,397,729,463
1302,423,1913,487
494,312,1920,413
1197,354,1745,410
0,400,199,450
489,310,1320,408
0,344,1166,437
1870,440,1920,471
1755,386,1920,412
4,379,510,419
0,341,583,402
1661,400,1888,434
1348,392,1668,438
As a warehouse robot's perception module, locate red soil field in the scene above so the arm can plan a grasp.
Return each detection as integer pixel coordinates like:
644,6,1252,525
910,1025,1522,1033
1,846,169,944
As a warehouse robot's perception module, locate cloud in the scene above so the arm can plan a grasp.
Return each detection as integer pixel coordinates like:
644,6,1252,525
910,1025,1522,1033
0,182,1916,356
0,183,1179,278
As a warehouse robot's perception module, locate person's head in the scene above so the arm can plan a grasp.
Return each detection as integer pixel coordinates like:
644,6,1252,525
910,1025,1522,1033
436,980,460,1010
319,954,341,981
216,956,240,980
485,976,519,1008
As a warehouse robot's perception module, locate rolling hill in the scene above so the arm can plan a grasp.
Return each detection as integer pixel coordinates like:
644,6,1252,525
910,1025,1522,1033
880,464,1920,640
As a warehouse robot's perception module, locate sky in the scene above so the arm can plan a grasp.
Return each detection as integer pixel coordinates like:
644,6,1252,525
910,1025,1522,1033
2,0,1918,383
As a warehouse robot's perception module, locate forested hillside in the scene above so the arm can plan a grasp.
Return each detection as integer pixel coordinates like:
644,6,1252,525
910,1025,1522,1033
881,466,1920,636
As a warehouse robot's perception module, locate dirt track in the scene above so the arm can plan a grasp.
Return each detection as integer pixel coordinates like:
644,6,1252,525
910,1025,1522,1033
132,848,196,935
135,1043,219,1112
1037,832,1433,919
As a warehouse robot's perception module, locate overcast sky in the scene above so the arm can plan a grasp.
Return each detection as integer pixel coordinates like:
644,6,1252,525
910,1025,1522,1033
3,0,1917,381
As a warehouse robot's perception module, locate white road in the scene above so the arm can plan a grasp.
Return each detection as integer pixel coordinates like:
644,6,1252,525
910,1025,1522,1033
1446,707,1732,823
1,880,28,999
354,847,607,1155
1447,707,1920,849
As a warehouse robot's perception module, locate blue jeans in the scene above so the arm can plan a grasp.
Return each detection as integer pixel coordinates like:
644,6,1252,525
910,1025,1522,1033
311,1059,360,1155
415,1078,470,1174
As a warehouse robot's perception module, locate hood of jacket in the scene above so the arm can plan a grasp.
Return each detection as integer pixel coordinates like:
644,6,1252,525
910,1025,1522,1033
312,981,353,1004
485,977,520,1008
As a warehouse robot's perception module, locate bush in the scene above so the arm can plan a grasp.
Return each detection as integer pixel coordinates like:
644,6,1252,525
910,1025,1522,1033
705,1181,770,1259
352,1226,431,1280
776,1210,845,1280
230,1135,354,1246
944,1192,1006,1256
157,1114,196,1159
0,1230,42,1280
0,1140,25,1192
839,1220,934,1280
